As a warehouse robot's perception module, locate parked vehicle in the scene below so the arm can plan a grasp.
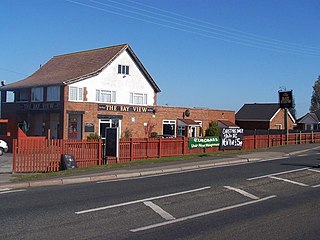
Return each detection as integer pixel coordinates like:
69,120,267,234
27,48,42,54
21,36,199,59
0,140,8,155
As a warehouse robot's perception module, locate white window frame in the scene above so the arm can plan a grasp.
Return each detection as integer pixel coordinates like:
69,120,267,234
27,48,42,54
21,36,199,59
31,87,44,102
47,86,60,101
118,64,129,75
162,120,176,137
130,92,147,105
69,86,83,101
96,89,116,103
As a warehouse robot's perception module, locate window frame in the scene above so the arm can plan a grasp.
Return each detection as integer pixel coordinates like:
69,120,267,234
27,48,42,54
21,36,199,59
118,64,129,75
96,89,116,103
130,92,147,105
69,86,83,101
47,86,60,102
31,87,44,102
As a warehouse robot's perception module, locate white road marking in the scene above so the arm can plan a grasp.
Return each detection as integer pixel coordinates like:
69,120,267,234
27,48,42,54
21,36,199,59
308,168,320,173
75,186,211,214
224,186,259,200
247,167,309,181
0,188,11,192
268,176,308,187
312,184,320,188
144,201,175,220
0,189,26,195
130,195,277,232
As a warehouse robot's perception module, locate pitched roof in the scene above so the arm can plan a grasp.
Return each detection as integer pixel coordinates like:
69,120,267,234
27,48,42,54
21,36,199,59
1,44,161,92
177,119,200,126
297,108,320,123
218,120,239,128
236,103,280,121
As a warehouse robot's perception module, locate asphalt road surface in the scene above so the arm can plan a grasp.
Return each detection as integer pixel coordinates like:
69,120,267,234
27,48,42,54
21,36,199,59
1,148,320,239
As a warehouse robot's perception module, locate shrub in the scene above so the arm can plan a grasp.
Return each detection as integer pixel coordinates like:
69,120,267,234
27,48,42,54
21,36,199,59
205,121,220,136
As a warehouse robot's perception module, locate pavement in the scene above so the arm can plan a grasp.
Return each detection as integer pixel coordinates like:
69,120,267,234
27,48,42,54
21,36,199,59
1,143,320,190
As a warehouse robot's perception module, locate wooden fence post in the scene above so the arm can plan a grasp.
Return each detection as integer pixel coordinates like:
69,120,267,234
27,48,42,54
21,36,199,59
158,138,162,158
130,138,134,161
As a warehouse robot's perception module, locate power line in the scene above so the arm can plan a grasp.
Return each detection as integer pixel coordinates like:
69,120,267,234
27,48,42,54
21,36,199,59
126,0,320,52
0,67,28,77
66,0,320,56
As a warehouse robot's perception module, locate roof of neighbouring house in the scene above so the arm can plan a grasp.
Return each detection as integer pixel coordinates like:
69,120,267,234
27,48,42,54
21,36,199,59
0,43,161,92
297,108,320,124
218,120,239,128
177,119,200,126
236,103,281,121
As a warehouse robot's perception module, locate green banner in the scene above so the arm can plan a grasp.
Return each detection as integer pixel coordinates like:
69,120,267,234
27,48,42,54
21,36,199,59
188,137,220,149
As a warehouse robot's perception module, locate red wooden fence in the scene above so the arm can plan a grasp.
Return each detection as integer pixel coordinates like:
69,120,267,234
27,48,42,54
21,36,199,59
13,139,102,173
12,132,320,173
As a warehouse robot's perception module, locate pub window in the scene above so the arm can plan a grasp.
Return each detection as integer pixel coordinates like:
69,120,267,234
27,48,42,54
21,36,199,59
31,87,44,102
47,86,60,101
162,120,176,137
96,89,116,103
177,126,186,137
118,64,129,75
69,86,83,101
17,89,29,102
130,92,147,105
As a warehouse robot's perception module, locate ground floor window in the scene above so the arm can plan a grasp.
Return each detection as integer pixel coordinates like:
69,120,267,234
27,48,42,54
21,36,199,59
68,114,82,140
177,126,186,137
162,120,176,137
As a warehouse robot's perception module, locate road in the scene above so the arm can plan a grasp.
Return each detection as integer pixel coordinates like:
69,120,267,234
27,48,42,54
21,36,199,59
1,148,320,239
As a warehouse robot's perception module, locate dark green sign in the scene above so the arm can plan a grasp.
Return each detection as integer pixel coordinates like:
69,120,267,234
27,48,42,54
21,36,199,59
188,137,220,149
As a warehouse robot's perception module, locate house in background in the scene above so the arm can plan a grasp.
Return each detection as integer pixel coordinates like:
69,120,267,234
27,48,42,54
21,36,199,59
296,109,320,130
235,103,295,130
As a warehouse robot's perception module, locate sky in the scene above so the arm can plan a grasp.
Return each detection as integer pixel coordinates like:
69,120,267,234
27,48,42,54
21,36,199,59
1,0,320,118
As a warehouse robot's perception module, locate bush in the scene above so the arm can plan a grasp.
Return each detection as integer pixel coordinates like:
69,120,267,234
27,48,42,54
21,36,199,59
87,133,101,140
123,128,133,138
205,121,220,136
150,132,158,138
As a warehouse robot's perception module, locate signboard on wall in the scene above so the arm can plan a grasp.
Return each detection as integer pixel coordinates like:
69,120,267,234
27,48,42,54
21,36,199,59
220,128,243,150
188,136,220,149
84,123,94,132
279,90,293,108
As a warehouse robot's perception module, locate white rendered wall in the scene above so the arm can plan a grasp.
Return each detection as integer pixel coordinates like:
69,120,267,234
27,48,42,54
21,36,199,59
69,50,155,106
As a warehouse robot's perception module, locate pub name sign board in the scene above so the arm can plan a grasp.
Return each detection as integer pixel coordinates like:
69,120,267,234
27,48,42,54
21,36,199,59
98,104,155,113
279,90,293,109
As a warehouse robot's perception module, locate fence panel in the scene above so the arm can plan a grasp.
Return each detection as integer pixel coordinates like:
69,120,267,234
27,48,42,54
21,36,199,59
13,139,102,173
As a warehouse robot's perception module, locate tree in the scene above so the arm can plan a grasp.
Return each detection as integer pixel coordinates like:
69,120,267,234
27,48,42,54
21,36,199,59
289,96,296,119
310,75,320,112
205,121,220,136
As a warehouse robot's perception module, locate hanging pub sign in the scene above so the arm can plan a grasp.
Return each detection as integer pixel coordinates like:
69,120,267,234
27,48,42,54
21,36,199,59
220,128,243,150
188,136,220,149
279,90,293,108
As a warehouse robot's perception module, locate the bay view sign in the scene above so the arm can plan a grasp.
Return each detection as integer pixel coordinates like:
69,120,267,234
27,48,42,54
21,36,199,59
19,102,61,111
98,104,155,113
188,136,220,149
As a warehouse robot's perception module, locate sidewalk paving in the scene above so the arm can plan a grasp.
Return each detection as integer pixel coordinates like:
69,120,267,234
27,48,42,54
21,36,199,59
1,143,320,190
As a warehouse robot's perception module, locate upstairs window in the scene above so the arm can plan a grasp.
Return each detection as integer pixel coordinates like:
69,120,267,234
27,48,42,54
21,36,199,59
69,86,83,101
118,64,129,75
47,86,60,101
130,92,147,105
96,89,116,103
31,87,43,102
